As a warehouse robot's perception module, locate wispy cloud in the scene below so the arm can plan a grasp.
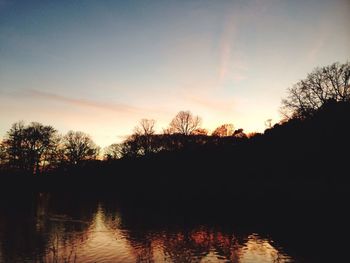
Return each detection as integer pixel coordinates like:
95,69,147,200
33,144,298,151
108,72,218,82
307,32,328,63
185,94,234,113
218,12,248,84
26,89,141,113
218,14,236,83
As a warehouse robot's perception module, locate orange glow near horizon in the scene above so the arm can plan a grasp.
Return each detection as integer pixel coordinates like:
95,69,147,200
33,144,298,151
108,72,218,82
1,0,349,147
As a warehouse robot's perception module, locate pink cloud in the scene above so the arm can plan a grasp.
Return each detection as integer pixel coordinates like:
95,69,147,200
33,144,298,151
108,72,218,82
26,89,141,114
185,94,234,113
218,13,248,84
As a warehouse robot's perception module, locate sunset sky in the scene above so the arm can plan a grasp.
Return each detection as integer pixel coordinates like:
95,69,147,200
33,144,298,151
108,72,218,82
1,0,349,147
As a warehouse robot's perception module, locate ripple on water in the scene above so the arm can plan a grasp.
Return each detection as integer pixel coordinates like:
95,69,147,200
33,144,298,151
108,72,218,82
0,198,298,263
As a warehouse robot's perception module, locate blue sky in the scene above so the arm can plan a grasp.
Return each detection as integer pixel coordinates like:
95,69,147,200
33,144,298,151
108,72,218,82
1,0,349,146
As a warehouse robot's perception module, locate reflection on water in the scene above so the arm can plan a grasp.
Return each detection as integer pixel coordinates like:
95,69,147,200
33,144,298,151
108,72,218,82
0,193,296,263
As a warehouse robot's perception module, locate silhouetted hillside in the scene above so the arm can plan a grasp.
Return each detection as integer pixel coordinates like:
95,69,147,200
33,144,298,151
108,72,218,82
1,101,349,205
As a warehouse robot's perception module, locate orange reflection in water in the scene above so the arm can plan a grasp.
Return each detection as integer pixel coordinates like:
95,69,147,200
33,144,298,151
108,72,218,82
45,204,293,263
76,204,136,262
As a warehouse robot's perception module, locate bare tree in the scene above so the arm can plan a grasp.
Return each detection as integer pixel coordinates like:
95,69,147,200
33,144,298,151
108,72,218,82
118,134,143,158
169,111,201,135
63,131,99,165
41,134,65,172
3,122,59,174
134,119,156,136
104,143,123,160
281,62,350,119
212,124,234,137
132,119,158,155
24,122,59,174
4,121,26,171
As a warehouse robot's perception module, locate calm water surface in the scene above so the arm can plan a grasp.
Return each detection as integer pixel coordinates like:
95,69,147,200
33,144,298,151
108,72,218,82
0,192,316,262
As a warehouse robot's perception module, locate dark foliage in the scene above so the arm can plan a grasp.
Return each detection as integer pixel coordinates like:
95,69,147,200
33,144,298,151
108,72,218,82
0,62,349,205
281,62,350,119
1,101,349,206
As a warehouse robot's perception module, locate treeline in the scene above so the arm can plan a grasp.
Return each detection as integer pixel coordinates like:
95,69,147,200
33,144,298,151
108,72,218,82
0,125,99,175
0,111,252,175
104,118,249,160
0,61,349,179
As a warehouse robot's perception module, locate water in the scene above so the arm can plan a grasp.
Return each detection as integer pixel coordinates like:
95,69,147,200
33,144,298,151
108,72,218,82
0,192,340,262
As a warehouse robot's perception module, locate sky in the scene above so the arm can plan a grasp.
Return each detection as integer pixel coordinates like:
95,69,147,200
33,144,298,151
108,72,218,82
0,0,349,147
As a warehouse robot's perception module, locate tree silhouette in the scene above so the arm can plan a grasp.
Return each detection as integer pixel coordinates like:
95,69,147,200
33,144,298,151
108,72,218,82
63,131,99,165
0,140,7,167
3,121,26,171
118,134,143,158
3,122,58,174
169,110,201,135
103,143,123,160
25,123,59,174
43,135,65,171
281,62,350,119
233,128,247,138
134,119,157,155
212,124,234,137
134,119,156,136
